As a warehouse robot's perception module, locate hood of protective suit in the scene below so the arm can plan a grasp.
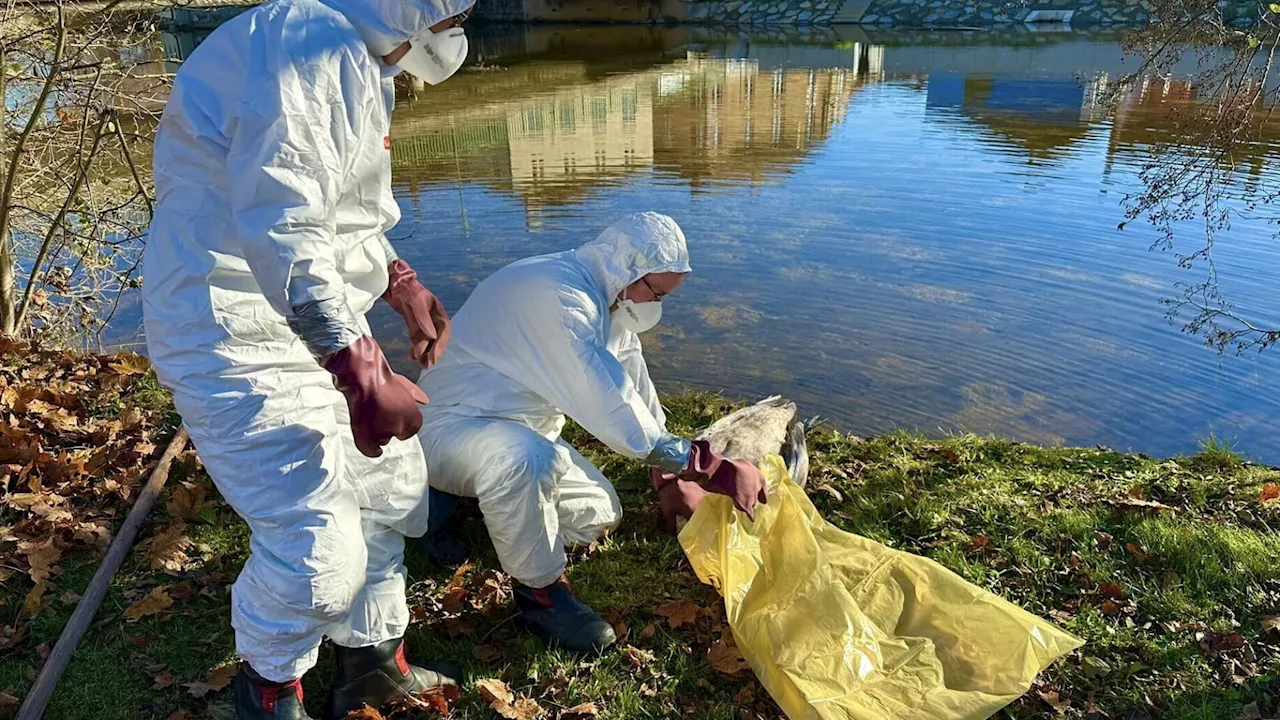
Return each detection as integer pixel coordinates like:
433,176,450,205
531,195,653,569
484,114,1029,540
573,212,691,306
319,0,476,57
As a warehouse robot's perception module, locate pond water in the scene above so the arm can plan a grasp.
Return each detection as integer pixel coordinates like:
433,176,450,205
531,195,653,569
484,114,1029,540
129,23,1280,462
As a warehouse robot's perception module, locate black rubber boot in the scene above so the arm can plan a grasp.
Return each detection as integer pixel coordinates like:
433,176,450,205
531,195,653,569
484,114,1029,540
232,663,313,720
323,638,460,720
515,576,617,653
419,488,469,567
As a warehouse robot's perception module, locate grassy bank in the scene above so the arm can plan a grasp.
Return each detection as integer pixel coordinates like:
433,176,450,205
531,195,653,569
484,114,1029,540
2,347,1280,719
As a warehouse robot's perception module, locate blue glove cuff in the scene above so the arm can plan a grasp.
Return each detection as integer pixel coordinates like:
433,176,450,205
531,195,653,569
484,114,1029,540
647,433,692,474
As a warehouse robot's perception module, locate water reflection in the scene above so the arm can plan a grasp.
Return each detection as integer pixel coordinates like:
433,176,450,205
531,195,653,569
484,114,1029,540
131,20,1280,461
390,53,857,209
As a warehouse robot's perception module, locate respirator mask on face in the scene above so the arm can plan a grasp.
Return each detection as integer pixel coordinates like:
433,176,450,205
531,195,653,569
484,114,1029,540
613,297,663,334
396,26,467,85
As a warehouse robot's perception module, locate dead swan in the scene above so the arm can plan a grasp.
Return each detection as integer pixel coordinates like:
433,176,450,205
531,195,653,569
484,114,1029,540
695,396,809,488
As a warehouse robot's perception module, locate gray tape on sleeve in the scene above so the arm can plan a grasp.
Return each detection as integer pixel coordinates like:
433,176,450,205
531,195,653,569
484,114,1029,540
287,296,365,360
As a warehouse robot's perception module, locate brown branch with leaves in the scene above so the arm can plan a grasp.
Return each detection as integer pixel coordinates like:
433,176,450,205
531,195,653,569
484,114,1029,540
1117,0,1280,352
0,0,172,343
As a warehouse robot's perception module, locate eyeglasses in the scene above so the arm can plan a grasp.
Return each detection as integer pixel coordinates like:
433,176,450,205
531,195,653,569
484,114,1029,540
639,276,666,301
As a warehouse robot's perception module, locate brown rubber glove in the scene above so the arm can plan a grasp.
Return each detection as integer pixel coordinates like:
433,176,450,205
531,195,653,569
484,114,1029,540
383,259,452,368
650,467,709,533
679,440,768,520
324,336,428,458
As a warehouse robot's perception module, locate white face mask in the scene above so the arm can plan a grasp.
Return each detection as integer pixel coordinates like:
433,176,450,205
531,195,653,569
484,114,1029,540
396,27,467,85
613,297,663,334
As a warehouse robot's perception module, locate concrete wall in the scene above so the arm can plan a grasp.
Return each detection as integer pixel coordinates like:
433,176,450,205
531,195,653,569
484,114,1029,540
858,0,1255,27
473,0,1261,26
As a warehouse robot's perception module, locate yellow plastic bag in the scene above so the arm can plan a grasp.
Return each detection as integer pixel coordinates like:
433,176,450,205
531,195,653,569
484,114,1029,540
679,455,1083,720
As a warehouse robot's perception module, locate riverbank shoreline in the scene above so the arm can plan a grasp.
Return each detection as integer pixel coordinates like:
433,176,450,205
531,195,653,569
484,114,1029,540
2,344,1278,719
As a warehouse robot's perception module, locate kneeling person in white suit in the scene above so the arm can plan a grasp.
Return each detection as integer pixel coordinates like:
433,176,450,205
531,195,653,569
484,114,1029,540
414,212,768,652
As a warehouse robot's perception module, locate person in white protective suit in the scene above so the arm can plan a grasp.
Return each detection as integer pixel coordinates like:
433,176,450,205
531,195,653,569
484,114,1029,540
141,0,474,717
414,212,769,653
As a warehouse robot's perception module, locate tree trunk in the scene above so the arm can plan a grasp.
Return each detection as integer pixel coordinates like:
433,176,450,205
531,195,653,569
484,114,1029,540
0,43,13,338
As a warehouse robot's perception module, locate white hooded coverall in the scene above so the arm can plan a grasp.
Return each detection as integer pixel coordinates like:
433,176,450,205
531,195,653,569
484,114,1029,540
416,213,693,589
142,0,473,682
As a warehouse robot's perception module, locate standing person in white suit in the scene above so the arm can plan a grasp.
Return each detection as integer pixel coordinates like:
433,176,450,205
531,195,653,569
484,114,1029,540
142,0,474,716
415,212,769,653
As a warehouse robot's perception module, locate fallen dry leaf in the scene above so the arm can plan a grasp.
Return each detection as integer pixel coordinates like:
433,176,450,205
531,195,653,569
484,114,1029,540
152,672,176,690
441,585,469,615
478,679,543,720
342,705,384,719
166,483,206,521
444,562,475,591
1199,631,1246,656
146,523,194,573
1101,599,1122,617
166,711,194,720
1,691,21,708
20,581,48,620
477,678,515,706
204,663,237,692
640,623,657,640
120,406,145,429
124,586,174,622
708,637,750,675
410,683,459,714
1038,689,1071,713
1110,497,1175,513
1263,616,1280,637
502,698,546,720
1261,485,1280,504
625,645,656,669
559,702,600,720
656,600,701,630
1124,542,1147,564
19,536,62,584
109,355,152,376
0,624,28,652
1099,583,1125,601
970,535,989,550
472,571,512,615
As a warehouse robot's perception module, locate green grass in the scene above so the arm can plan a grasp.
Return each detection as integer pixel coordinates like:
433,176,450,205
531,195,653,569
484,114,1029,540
3,392,1280,719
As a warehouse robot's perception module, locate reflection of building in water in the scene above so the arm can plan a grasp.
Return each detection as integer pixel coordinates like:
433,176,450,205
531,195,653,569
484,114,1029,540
1105,75,1280,180
925,74,1095,160
921,70,1280,171
652,55,858,185
505,76,654,206
390,54,863,215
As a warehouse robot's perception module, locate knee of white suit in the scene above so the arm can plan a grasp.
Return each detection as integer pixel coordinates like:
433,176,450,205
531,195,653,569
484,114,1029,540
298,549,368,622
476,438,570,501
474,442,572,587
